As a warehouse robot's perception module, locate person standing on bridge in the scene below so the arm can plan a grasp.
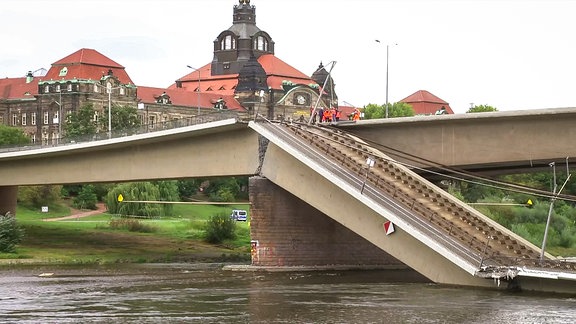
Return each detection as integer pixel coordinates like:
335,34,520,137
435,106,447,115
352,108,361,121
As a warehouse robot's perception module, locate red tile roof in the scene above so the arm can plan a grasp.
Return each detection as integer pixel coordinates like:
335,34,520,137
399,90,454,115
137,86,244,111
42,48,134,85
0,77,39,99
171,54,317,95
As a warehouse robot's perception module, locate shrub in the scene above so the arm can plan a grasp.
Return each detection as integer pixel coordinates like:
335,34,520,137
72,185,98,210
0,213,25,252
108,218,157,233
204,213,236,244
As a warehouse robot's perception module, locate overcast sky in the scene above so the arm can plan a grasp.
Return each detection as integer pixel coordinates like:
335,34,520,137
2,0,575,113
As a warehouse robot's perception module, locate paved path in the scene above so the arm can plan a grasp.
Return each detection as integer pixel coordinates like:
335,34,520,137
43,203,107,221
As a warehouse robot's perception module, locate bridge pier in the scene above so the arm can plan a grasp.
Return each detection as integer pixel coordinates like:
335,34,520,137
249,177,406,269
0,186,18,216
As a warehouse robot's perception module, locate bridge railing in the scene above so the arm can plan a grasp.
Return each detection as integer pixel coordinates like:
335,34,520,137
0,110,241,153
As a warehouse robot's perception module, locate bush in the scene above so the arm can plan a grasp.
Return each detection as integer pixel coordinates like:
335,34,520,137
72,185,98,210
108,218,157,233
204,213,236,244
0,213,25,252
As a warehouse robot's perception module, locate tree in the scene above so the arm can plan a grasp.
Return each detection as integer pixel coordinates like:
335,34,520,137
64,103,98,138
363,102,414,119
99,104,141,134
0,125,30,146
72,185,98,210
106,181,179,218
17,185,62,209
0,213,24,253
467,104,498,113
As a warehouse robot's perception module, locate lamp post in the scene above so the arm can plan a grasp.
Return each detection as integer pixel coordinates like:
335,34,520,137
94,82,121,138
375,40,397,118
186,65,202,116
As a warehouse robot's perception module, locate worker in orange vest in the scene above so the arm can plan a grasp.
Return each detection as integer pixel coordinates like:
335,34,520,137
352,108,361,121
323,109,331,122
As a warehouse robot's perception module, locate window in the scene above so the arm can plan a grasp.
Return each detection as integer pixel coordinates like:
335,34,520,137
31,112,36,125
59,67,68,77
94,111,99,124
220,35,235,50
0,115,3,124
56,84,61,92
94,84,100,92
12,114,18,126
254,36,268,51
44,85,50,93
120,87,125,95
21,114,26,126
149,115,156,129
67,84,72,91
31,133,36,143
43,111,49,125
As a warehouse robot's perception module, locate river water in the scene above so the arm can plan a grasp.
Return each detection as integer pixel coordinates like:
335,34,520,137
0,263,575,323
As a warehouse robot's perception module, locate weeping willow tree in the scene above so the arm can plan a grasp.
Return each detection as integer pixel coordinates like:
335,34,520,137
106,181,179,218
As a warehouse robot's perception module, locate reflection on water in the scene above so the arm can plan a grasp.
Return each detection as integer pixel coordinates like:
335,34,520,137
0,263,575,323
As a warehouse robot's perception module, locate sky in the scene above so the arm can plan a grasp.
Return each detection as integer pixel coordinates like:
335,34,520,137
1,0,575,114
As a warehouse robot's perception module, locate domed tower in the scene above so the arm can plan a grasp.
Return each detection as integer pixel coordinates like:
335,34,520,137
311,62,338,107
235,54,269,115
211,0,275,76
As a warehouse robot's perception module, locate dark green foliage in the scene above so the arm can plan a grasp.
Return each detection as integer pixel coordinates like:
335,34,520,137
204,177,242,202
17,185,62,209
72,185,98,210
204,213,236,244
100,104,141,133
108,218,157,233
0,125,30,146
466,104,498,113
0,213,24,252
64,103,98,138
177,179,201,198
363,102,414,119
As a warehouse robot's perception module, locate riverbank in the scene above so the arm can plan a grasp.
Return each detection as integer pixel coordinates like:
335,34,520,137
0,203,251,266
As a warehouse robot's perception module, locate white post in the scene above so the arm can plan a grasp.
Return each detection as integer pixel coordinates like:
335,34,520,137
186,66,202,116
108,89,112,138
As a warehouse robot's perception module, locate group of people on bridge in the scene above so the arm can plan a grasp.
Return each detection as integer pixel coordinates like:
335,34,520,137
310,106,361,123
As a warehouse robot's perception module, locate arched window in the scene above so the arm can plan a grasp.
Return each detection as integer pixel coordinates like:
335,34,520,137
254,36,268,51
220,35,236,50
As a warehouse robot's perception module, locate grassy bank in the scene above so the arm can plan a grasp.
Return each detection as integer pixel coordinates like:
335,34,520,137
0,203,252,265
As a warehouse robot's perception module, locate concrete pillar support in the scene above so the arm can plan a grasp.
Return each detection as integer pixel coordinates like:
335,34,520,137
248,176,404,268
0,186,18,216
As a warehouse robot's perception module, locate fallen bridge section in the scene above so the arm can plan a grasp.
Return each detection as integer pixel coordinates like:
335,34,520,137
249,120,576,293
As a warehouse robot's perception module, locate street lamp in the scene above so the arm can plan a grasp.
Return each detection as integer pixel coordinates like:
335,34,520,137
375,40,397,118
186,65,202,116
55,88,65,143
94,82,121,138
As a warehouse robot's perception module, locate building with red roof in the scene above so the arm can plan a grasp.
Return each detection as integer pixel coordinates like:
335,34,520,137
399,90,454,115
4,0,443,144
